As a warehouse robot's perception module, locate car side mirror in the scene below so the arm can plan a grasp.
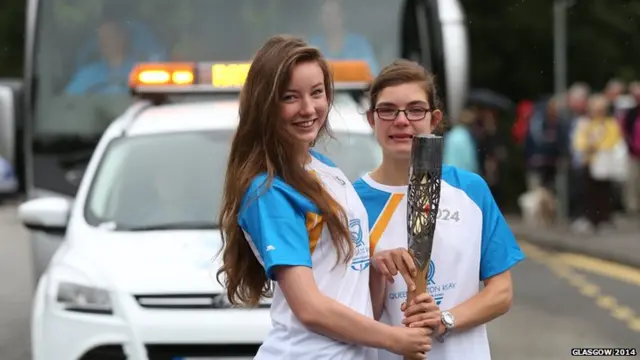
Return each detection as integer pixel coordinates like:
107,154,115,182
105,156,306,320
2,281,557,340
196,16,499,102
18,197,72,236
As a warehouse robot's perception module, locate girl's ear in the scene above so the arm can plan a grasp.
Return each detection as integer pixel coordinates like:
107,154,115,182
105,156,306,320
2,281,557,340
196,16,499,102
431,109,443,128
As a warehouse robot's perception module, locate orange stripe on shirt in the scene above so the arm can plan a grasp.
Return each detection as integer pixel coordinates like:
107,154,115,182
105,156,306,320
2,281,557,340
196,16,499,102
306,212,323,254
369,193,404,254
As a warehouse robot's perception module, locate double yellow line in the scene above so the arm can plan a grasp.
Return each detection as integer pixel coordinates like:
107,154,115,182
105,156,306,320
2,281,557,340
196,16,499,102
519,241,640,332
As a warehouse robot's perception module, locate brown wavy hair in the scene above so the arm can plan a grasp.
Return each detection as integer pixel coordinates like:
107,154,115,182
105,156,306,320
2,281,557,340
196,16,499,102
368,59,447,134
217,35,353,306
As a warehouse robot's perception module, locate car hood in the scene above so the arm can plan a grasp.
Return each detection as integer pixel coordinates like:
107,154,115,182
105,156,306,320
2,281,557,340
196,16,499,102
61,229,226,294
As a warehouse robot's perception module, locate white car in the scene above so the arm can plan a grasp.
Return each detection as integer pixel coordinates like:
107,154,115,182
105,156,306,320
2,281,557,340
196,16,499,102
18,91,382,359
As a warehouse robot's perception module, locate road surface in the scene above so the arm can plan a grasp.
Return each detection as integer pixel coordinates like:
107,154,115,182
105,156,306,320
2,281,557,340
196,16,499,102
0,203,638,360
0,203,33,360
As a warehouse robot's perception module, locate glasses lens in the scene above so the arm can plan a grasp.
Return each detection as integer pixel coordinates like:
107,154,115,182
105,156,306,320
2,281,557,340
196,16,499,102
377,109,397,120
406,109,427,120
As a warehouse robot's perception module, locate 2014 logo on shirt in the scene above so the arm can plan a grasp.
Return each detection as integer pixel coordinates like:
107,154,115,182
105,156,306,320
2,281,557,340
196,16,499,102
349,218,370,271
436,208,461,223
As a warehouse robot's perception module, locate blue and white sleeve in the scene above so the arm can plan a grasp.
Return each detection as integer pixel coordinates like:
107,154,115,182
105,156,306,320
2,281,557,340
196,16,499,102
238,178,312,280
478,179,525,281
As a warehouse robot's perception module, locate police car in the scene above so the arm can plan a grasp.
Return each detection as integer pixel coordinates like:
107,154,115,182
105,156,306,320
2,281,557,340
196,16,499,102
18,60,382,360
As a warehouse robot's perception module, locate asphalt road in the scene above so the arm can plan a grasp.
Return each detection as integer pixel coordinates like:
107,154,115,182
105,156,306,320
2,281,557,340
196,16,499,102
0,203,638,360
0,203,33,360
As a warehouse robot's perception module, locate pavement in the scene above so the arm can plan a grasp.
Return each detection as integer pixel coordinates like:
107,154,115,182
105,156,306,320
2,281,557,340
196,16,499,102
508,214,640,269
0,203,33,360
1,203,639,360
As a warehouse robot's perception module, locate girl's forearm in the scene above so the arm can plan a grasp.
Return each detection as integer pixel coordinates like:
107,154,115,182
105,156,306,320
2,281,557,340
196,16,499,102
300,293,397,350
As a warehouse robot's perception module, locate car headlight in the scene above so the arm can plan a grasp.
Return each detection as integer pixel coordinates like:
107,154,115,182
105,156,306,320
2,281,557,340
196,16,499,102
56,281,113,315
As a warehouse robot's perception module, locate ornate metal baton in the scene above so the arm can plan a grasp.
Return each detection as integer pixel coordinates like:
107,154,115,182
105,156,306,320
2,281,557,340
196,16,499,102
404,134,443,358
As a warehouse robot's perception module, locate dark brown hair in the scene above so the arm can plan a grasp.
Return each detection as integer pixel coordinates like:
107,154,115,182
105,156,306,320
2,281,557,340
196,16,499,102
368,59,447,134
217,35,352,306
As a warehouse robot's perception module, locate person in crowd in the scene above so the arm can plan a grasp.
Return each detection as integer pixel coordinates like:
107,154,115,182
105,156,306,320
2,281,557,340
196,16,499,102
511,99,535,146
603,78,625,118
473,106,507,207
572,94,624,232
217,35,432,360
524,95,563,192
444,109,479,173
620,81,640,216
561,82,593,232
354,59,524,360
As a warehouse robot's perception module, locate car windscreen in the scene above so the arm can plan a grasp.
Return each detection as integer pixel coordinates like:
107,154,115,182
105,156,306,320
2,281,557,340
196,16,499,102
84,130,381,231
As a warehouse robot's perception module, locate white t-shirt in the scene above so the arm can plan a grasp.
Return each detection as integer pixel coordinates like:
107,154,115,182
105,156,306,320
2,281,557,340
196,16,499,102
353,165,525,360
239,150,376,360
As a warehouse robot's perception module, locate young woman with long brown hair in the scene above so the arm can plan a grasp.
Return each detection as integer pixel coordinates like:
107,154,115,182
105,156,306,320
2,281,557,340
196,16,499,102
217,35,432,360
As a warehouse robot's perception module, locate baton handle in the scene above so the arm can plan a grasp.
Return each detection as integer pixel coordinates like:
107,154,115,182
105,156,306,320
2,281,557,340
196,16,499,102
403,265,429,360
406,268,428,309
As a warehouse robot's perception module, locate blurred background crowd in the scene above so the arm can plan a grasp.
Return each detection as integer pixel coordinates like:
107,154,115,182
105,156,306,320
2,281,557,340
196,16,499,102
445,79,640,234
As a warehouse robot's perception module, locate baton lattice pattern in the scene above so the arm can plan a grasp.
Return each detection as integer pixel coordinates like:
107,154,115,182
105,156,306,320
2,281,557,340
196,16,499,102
406,138,443,272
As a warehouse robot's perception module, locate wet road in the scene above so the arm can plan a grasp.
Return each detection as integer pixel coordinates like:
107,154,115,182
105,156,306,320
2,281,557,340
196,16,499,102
0,203,33,360
0,203,638,360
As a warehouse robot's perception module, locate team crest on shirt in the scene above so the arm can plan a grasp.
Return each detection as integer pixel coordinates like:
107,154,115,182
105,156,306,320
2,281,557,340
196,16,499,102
426,260,456,306
349,218,370,271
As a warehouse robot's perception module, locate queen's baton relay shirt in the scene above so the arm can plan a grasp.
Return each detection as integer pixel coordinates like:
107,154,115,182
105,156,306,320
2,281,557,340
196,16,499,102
240,150,376,360
353,165,525,360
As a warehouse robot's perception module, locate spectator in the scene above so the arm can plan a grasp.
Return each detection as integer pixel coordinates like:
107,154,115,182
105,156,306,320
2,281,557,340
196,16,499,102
604,78,626,119
563,82,591,231
524,96,563,191
511,99,535,145
474,107,507,205
444,109,479,173
572,95,624,232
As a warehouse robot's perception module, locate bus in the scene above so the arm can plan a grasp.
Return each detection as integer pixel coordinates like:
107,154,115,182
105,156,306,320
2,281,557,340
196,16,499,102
0,0,469,281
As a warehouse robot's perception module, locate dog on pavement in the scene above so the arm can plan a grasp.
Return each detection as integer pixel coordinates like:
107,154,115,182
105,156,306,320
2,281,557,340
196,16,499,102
518,186,557,228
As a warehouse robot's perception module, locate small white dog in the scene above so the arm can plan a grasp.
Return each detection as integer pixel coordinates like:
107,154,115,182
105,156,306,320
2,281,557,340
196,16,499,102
518,186,557,227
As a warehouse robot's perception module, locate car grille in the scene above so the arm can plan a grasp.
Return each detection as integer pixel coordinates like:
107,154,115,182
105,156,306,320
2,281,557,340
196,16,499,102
145,344,260,359
134,293,271,309
79,344,127,360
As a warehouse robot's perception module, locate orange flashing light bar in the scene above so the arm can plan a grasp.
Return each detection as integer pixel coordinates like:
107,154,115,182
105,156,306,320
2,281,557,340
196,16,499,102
129,62,196,87
329,60,374,83
129,60,372,94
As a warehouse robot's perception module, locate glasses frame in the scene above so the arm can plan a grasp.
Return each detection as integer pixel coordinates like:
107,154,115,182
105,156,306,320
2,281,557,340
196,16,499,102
374,107,433,121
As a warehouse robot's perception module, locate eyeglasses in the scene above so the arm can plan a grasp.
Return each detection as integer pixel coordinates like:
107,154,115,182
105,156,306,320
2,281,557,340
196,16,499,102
374,108,432,121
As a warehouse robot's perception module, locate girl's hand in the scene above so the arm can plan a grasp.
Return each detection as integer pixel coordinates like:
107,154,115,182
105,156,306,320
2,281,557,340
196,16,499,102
402,293,442,335
371,248,417,291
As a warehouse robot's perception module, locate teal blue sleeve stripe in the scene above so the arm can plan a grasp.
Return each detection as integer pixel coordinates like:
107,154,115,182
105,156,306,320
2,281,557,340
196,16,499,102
238,174,313,280
442,166,526,280
353,178,392,230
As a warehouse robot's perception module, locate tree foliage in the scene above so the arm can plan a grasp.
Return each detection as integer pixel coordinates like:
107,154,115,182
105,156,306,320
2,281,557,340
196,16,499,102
461,0,640,99
0,0,26,78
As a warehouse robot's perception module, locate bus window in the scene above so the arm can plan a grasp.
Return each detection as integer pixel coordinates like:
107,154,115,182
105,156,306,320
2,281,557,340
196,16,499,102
31,0,402,139
308,0,380,75
65,19,136,95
